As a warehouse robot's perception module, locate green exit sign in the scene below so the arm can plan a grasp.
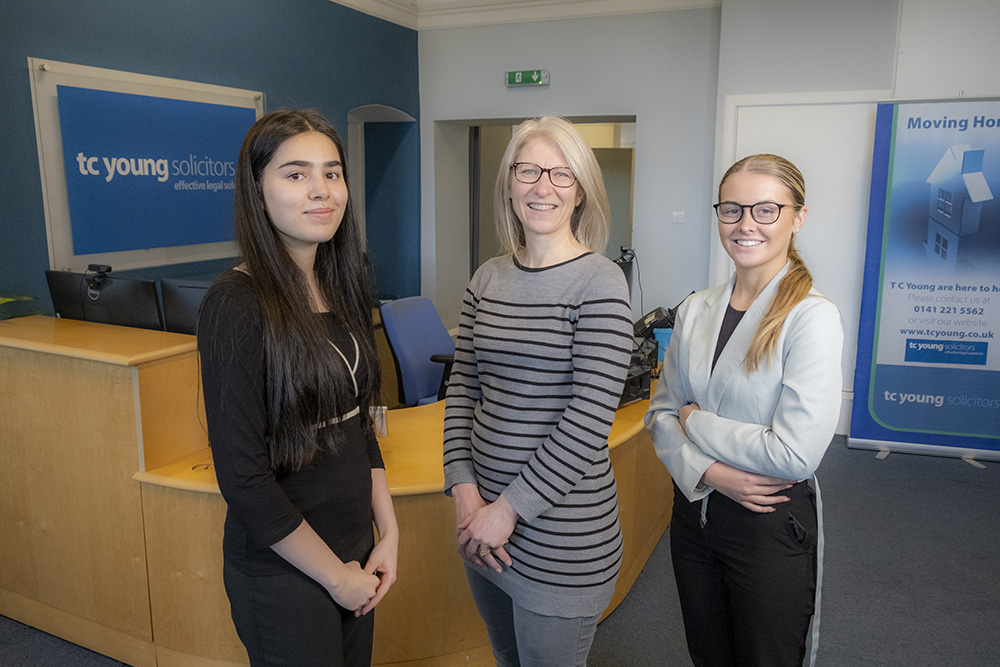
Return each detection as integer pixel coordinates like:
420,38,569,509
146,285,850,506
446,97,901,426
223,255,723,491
506,69,549,87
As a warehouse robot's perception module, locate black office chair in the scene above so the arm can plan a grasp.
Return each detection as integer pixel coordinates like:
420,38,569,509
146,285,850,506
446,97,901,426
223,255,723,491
379,297,455,406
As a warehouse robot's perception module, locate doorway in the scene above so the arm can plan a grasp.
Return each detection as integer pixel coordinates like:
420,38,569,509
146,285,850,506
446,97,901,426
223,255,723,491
347,104,420,300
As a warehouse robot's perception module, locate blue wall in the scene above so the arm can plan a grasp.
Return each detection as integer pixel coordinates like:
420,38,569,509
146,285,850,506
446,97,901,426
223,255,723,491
365,121,421,300
1,0,419,310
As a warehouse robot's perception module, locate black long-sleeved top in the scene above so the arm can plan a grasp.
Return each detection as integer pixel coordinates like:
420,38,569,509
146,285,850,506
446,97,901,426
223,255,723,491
198,270,383,575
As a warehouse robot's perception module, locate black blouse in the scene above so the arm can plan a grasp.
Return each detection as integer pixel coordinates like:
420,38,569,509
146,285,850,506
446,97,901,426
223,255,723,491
198,271,383,575
711,303,747,374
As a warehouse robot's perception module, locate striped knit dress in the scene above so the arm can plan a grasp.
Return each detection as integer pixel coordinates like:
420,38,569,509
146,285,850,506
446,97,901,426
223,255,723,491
443,252,633,618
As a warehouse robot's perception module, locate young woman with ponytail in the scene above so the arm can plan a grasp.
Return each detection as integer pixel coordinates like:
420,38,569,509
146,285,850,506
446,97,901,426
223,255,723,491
646,154,843,667
199,109,397,666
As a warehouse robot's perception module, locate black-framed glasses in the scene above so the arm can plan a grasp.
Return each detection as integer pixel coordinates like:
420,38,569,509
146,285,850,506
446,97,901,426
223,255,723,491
511,162,578,188
713,201,798,225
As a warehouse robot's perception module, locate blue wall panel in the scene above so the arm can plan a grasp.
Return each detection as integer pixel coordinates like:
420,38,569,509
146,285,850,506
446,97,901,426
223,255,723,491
365,121,421,299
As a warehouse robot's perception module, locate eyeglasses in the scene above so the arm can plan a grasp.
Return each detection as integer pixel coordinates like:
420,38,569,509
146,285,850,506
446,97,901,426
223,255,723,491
713,201,799,225
511,162,578,188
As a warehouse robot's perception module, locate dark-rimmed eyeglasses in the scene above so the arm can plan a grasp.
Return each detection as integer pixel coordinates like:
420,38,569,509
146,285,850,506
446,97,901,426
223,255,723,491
713,201,799,225
511,162,577,188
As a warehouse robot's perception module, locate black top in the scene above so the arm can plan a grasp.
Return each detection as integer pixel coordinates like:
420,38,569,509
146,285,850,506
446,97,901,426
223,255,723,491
712,303,746,373
198,270,383,575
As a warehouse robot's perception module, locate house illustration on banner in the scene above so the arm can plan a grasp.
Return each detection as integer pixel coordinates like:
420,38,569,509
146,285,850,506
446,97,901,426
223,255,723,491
924,144,994,269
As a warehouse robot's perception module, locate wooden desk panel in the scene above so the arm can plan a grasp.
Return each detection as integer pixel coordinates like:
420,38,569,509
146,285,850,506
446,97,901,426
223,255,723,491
0,317,212,667
140,484,248,667
0,346,154,666
136,352,209,471
0,315,195,366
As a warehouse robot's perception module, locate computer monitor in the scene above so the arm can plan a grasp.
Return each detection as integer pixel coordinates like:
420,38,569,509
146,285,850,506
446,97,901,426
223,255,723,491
45,269,164,330
160,278,212,335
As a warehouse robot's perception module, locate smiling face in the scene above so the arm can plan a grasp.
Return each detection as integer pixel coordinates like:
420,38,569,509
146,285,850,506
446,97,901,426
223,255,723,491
259,130,348,258
510,136,584,249
717,169,806,281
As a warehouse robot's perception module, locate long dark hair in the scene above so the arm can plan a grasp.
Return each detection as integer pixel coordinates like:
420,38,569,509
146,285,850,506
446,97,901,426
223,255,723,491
218,109,380,470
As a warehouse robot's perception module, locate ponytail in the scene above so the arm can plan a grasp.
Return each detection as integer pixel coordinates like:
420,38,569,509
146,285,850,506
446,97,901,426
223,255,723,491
745,242,812,372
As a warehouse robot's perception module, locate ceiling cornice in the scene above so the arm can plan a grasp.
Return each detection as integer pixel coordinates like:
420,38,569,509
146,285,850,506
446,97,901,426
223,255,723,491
334,0,419,29
333,0,719,31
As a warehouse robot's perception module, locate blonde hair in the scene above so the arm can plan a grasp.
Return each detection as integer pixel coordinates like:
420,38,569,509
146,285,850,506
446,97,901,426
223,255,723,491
720,154,813,373
494,116,610,256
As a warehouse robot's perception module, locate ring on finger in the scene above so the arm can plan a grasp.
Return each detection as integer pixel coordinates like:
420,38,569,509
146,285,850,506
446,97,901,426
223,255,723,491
478,545,492,558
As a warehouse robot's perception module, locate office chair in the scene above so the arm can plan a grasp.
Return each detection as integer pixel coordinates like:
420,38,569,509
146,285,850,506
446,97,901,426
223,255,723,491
379,296,455,406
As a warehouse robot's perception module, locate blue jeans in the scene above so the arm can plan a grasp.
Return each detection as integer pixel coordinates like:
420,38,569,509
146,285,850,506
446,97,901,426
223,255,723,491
465,564,601,667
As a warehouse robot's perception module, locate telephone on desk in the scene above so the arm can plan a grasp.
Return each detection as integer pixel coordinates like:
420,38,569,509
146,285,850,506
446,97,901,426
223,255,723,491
619,299,687,407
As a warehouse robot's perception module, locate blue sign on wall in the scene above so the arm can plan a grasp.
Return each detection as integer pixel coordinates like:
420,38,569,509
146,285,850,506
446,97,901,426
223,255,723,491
57,86,256,254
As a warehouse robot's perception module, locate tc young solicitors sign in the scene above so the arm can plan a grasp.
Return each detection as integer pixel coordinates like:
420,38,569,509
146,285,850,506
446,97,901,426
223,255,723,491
57,85,256,255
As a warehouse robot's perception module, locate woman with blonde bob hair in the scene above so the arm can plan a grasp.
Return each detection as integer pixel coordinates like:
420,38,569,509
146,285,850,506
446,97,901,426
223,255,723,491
493,116,611,257
444,116,632,666
646,154,843,667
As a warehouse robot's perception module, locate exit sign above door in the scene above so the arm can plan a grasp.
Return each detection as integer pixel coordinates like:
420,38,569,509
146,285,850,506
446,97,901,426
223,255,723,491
506,70,549,87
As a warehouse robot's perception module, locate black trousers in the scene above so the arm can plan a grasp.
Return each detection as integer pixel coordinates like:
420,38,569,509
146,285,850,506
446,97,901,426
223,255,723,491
224,559,375,667
670,481,817,667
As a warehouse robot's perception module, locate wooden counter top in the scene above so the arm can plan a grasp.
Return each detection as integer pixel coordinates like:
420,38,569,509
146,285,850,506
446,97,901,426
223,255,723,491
0,315,196,366
134,395,652,497
133,449,221,494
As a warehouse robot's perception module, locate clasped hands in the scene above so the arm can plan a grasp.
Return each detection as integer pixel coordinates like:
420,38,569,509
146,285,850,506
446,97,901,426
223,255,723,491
452,483,516,573
680,402,795,514
356,532,397,617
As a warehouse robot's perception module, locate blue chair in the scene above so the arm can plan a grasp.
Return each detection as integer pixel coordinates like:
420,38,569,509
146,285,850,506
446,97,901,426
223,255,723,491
379,297,455,406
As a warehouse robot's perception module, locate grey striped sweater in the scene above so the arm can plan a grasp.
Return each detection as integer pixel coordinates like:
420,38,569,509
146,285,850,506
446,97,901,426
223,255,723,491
443,252,633,617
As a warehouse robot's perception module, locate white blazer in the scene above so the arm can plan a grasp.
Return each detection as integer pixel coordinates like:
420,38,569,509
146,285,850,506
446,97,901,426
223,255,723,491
645,263,844,501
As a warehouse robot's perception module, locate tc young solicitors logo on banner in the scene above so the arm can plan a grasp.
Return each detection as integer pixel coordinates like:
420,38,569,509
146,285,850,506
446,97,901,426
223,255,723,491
57,85,257,255
852,98,1000,452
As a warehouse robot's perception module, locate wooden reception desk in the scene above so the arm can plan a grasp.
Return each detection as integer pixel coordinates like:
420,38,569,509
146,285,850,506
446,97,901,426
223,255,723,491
0,316,671,667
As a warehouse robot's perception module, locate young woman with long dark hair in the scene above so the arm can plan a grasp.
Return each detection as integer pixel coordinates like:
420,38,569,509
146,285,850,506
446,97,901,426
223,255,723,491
199,109,397,666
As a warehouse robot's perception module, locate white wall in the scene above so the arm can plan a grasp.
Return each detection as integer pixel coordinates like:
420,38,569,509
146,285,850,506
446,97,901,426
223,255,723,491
716,0,900,99
713,1,900,434
894,0,1000,99
418,8,722,327
713,0,1000,292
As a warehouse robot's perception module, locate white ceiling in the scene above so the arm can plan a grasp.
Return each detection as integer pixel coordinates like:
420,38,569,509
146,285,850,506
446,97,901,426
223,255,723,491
334,0,719,30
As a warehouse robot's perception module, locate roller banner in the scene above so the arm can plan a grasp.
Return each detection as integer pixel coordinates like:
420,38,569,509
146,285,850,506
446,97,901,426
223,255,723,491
851,98,1000,457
